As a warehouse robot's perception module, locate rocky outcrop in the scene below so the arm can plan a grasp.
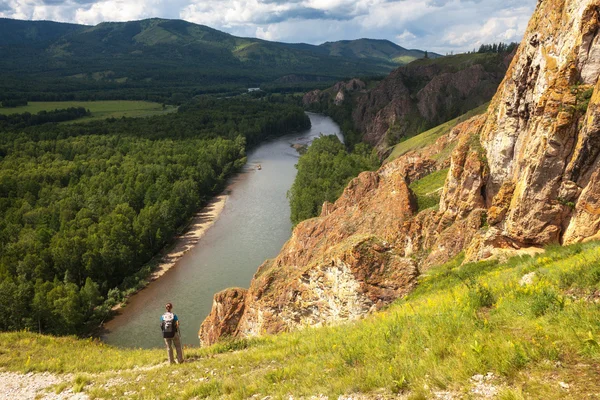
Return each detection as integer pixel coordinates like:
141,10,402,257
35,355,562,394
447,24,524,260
352,55,510,151
332,78,366,93
200,0,600,346
198,288,246,347
302,78,366,107
475,0,600,248
234,237,418,338
304,57,509,153
302,89,326,107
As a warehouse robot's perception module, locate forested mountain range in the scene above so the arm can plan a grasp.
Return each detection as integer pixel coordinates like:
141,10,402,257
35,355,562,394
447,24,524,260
0,18,433,102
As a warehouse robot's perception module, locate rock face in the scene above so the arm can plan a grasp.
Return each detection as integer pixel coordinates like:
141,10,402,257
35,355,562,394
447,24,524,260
200,0,600,345
476,0,600,248
198,288,246,347
302,78,366,107
352,54,511,151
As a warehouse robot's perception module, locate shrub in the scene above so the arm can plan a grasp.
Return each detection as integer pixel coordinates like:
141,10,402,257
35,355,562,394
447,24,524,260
469,283,496,308
530,288,564,317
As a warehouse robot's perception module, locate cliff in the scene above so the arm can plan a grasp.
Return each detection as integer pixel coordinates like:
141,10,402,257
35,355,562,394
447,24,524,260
303,52,512,152
353,53,512,150
200,0,600,346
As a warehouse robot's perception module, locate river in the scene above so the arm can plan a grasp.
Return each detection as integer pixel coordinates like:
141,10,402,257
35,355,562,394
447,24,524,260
102,113,342,348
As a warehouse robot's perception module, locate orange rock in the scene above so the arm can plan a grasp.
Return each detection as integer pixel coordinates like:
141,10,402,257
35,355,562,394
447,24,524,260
198,288,247,347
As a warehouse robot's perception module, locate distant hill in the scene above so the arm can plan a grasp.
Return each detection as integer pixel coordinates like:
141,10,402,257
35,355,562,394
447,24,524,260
320,38,441,65
0,18,435,101
0,18,84,46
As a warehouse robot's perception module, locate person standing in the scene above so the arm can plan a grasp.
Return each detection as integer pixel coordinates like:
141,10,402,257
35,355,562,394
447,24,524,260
161,302,184,364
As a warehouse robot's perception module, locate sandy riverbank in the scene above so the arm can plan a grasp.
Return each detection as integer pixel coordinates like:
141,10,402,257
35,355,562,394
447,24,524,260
148,194,228,282
109,194,227,312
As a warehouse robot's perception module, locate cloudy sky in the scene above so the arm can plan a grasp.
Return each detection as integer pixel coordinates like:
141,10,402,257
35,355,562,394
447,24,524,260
0,0,537,53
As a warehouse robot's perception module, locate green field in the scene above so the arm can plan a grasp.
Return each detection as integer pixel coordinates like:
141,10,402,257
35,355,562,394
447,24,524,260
0,101,177,122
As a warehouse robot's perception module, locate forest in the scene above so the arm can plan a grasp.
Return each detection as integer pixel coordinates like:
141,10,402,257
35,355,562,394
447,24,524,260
0,98,310,334
288,135,379,226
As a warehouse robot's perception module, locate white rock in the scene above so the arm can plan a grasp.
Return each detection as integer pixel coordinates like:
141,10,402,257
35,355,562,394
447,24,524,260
559,382,570,390
519,272,536,286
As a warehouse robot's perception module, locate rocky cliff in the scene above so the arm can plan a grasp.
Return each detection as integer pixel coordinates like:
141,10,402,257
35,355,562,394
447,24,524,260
353,53,512,150
304,53,512,152
200,0,600,346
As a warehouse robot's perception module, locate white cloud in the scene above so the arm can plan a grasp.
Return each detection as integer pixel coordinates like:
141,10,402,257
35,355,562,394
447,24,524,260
396,30,416,43
74,0,155,25
0,0,537,53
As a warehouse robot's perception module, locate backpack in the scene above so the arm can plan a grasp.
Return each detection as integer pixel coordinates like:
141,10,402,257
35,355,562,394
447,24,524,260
161,312,176,338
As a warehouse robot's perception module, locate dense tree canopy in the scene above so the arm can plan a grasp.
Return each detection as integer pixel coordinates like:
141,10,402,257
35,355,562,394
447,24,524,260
477,42,518,54
288,135,379,226
0,107,90,130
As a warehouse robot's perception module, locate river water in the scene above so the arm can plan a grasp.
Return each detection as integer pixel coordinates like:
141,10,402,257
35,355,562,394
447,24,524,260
102,113,342,348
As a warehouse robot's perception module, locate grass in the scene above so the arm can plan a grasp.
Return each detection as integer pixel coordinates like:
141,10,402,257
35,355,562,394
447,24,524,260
409,168,449,211
0,101,177,123
409,52,507,73
385,102,489,163
393,55,419,65
1,242,599,398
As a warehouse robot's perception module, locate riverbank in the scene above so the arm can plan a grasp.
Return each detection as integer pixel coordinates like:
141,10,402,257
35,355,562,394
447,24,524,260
149,194,228,282
109,194,228,312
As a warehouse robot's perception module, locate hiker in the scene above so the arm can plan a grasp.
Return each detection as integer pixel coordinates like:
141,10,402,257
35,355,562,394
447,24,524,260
160,302,184,364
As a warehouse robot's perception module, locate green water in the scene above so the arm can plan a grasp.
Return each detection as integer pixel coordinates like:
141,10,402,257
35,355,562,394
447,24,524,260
102,113,342,348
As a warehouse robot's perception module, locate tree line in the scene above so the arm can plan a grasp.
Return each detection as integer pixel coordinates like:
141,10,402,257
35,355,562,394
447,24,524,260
0,107,90,130
288,135,379,226
0,98,310,334
1,99,28,108
477,42,518,54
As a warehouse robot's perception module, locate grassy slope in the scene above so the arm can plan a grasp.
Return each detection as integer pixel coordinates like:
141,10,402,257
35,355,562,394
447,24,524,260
0,101,177,122
410,168,450,212
409,52,507,73
1,242,599,399
385,102,489,163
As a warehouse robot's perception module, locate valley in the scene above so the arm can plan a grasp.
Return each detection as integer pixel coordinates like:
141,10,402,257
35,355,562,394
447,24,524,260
0,0,599,397
102,113,343,348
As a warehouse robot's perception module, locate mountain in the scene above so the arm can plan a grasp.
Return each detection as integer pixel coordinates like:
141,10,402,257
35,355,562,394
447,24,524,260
0,18,433,101
200,0,600,345
319,38,442,64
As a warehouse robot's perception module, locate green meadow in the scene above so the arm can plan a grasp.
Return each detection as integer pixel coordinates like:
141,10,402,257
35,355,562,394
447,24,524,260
0,101,177,122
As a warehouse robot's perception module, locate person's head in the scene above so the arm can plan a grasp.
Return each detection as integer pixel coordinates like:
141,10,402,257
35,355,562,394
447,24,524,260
165,303,173,312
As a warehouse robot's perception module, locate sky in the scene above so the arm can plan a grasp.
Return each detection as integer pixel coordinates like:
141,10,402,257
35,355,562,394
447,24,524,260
0,0,537,54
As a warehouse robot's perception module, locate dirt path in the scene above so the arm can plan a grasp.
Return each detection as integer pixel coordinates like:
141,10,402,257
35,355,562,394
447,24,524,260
0,371,86,400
